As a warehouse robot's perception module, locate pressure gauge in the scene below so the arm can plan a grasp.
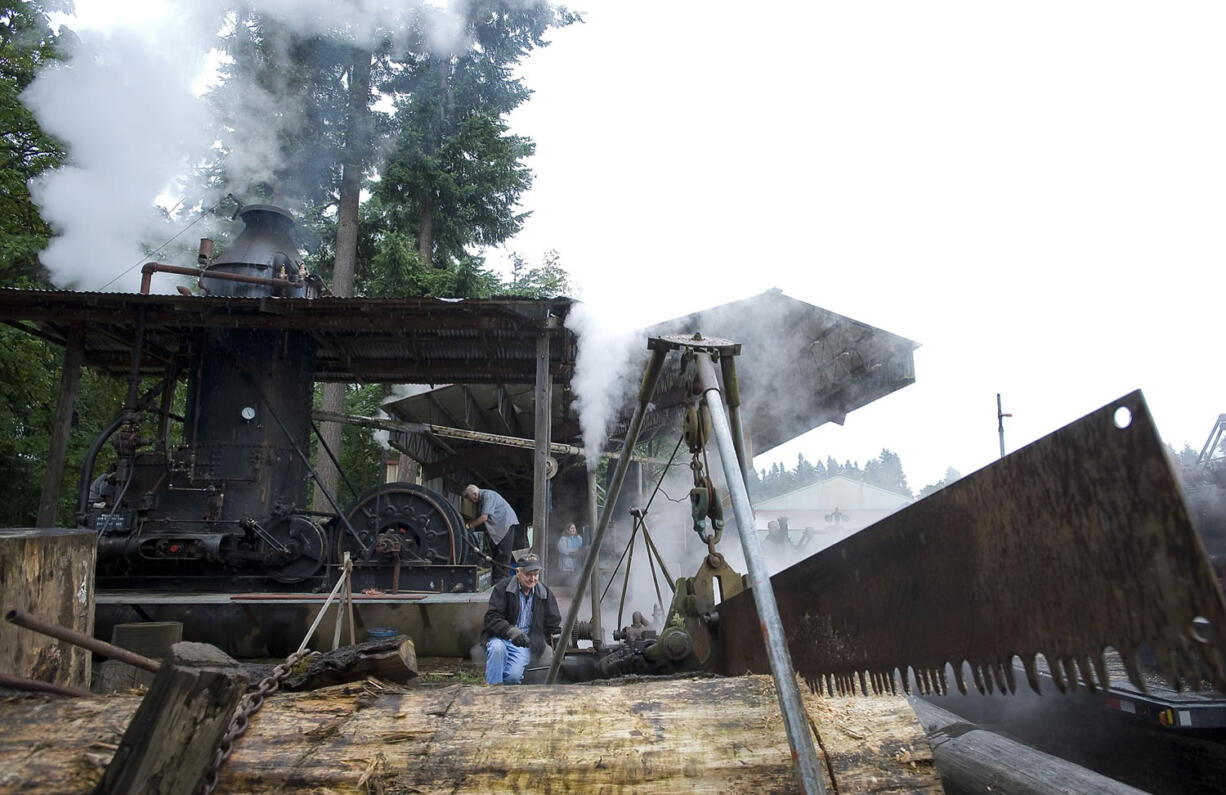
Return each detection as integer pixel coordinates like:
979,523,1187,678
240,406,256,422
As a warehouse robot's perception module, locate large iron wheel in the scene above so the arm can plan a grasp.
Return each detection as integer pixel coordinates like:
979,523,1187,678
338,482,471,567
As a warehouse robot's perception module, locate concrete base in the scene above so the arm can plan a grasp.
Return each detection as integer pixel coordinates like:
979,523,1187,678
96,591,489,659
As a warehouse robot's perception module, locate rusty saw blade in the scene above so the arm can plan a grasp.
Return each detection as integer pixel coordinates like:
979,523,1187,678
717,390,1226,698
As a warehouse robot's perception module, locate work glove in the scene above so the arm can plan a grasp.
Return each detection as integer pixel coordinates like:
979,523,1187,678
508,627,530,648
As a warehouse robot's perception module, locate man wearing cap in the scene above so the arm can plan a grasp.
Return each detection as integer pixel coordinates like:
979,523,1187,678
463,483,519,581
481,553,561,685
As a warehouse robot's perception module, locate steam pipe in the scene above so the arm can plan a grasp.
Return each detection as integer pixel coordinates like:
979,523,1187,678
76,376,173,516
587,468,602,645
695,353,827,795
547,346,667,684
5,610,161,673
139,262,297,295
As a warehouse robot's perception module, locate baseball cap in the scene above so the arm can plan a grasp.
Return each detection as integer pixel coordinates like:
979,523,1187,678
518,553,543,572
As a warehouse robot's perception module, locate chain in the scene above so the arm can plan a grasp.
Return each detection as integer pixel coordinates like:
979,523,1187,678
197,649,310,795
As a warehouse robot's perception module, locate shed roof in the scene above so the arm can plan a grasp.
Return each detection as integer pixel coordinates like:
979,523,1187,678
0,288,575,385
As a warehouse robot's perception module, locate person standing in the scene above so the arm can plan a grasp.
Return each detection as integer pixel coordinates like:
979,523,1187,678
555,522,583,584
482,554,561,685
463,483,520,581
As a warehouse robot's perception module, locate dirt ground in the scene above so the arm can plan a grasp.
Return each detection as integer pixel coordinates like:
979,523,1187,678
415,655,484,685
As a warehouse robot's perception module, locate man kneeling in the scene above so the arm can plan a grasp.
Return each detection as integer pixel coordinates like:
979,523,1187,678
482,554,561,685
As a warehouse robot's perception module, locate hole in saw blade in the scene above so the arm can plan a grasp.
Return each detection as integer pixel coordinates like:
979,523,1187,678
1191,616,1212,644
1113,406,1133,429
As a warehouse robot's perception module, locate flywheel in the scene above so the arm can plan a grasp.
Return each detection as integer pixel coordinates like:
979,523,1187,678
338,482,471,567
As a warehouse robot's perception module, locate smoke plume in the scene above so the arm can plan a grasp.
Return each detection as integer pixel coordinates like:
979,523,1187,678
564,300,640,470
22,0,488,292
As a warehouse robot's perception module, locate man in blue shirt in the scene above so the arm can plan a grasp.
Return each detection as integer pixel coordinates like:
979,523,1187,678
481,553,561,685
463,483,519,580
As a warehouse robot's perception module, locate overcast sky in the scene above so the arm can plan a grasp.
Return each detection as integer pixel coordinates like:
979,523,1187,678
503,1,1226,490
48,0,1226,491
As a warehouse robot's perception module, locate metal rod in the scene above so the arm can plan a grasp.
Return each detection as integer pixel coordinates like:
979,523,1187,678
0,671,90,698
587,468,602,645
546,346,667,683
311,410,673,464
345,553,356,647
639,516,666,614
696,354,827,795
600,521,637,605
640,521,675,593
309,416,363,502
244,369,368,554
5,610,161,673
617,521,638,631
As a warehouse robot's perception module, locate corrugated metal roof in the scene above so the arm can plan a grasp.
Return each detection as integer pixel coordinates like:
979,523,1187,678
0,288,575,385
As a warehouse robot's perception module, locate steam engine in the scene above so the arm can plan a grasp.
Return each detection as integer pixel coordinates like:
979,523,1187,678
78,205,476,591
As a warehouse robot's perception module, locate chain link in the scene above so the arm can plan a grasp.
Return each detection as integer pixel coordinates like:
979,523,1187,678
197,649,310,795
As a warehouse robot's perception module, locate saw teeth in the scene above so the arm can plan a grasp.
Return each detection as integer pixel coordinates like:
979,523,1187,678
954,664,968,694
1022,654,1041,695
1074,656,1096,693
1049,656,1068,693
1092,652,1110,691
1121,649,1147,692
1064,657,1079,693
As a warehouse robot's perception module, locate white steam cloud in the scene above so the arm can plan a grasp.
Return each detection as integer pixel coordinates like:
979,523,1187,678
24,17,217,291
565,301,639,470
22,0,493,292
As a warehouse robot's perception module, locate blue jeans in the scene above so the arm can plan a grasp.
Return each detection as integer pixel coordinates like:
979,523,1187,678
485,636,531,684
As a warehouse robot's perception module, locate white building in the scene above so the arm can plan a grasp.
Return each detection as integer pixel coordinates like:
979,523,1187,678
754,476,912,550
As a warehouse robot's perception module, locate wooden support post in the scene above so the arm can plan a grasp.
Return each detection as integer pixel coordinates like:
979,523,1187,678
532,326,552,572
97,642,247,795
37,326,84,527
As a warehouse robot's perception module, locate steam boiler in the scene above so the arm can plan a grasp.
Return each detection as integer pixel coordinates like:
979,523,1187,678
77,205,478,592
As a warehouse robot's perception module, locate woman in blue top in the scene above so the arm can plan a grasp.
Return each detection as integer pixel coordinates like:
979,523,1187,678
556,522,583,584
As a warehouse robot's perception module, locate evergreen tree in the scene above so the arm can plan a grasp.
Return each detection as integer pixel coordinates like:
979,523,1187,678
0,0,69,286
375,1,577,273
863,448,912,497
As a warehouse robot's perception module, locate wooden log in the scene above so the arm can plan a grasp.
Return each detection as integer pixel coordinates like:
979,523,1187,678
96,642,247,795
0,674,939,793
910,697,1146,794
283,635,417,690
0,528,95,691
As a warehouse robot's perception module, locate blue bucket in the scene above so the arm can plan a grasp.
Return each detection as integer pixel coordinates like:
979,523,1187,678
367,626,399,641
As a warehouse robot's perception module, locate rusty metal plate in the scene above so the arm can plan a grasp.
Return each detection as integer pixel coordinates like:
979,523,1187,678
718,391,1226,698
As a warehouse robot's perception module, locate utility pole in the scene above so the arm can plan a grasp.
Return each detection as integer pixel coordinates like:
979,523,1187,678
997,393,1012,458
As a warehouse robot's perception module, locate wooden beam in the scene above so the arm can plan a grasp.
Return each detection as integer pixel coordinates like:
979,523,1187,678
37,326,84,527
533,329,552,567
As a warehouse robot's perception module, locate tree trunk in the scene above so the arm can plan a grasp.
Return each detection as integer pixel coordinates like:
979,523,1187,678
313,47,372,513
0,675,939,793
419,205,435,268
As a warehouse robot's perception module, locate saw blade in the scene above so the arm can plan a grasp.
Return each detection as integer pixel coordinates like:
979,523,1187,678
717,390,1226,698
